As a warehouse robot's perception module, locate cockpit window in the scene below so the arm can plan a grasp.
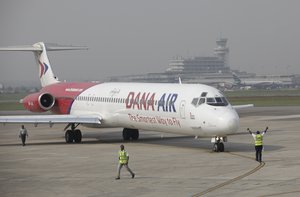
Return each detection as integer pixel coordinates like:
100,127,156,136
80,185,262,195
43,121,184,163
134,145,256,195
192,92,228,107
191,98,199,106
221,97,229,106
215,97,222,103
192,97,206,107
198,98,205,105
207,97,228,106
201,92,207,97
206,97,216,103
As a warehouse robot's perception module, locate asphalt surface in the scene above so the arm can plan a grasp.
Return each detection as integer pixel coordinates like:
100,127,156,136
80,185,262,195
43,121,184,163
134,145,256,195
1,107,300,197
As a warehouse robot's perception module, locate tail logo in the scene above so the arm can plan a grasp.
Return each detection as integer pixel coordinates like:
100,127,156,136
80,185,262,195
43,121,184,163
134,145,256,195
39,61,49,78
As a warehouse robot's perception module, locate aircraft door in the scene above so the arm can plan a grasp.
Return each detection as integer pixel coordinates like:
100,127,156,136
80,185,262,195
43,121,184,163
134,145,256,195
180,100,186,119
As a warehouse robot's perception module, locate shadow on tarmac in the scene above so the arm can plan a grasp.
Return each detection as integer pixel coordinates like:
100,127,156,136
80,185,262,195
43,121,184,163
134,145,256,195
0,133,283,153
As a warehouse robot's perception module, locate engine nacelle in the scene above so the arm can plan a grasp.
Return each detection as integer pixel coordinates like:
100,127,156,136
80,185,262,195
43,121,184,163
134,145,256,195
23,92,55,112
39,93,55,110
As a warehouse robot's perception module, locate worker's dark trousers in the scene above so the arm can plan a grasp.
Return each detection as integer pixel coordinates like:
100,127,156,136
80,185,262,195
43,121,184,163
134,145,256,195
117,163,134,178
21,134,26,146
255,145,263,162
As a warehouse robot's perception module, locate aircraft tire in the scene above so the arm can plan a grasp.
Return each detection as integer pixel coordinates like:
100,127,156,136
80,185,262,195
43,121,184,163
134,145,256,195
219,142,225,152
65,130,74,143
123,128,130,141
74,129,82,143
213,143,219,152
213,142,225,152
131,129,139,140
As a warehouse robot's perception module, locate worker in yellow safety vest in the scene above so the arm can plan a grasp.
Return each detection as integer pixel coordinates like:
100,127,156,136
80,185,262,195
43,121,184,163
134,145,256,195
247,127,268,162
115,144,135,180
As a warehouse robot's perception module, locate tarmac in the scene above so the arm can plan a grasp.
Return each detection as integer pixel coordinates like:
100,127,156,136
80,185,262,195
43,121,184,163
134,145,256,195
0,106,300,197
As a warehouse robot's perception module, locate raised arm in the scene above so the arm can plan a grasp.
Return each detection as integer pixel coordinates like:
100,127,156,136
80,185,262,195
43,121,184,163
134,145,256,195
247,128,252,134
263,126,268,133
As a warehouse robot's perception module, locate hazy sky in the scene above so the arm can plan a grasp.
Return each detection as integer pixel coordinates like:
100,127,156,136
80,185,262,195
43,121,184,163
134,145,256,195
1,0,299,86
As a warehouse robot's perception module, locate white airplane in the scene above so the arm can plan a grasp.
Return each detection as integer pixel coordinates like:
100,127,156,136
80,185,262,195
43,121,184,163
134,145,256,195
233,73,283,89
0,42,251,152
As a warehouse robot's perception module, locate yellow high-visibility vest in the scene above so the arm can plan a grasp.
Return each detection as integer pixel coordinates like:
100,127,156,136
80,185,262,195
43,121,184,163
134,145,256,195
119,150,128,164
255,134,263,146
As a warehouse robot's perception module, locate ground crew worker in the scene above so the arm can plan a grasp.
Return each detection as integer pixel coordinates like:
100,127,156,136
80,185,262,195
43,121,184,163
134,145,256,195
19,125,28,146
115,144,135,180
247,127,268,162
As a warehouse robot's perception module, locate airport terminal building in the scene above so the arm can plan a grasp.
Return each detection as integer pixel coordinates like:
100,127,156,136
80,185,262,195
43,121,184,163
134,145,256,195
110,38,236,85
109,38,294,89
166,38,230,75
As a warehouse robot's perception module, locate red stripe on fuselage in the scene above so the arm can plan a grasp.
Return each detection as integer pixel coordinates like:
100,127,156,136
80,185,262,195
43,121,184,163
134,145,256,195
40,82,97,114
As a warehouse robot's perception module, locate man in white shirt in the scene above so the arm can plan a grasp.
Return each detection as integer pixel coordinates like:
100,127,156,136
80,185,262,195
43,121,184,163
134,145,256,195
19,125,28,146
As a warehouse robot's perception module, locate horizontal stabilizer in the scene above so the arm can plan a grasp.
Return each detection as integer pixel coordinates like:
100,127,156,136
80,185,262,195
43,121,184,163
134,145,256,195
0,43,88,52
45,43,88,51
0,46,41,51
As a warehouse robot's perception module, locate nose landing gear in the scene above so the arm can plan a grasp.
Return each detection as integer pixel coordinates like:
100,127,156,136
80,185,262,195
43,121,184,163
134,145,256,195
211,136,226,152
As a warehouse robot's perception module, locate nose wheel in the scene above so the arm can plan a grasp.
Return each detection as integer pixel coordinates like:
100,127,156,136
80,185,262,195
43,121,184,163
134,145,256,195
211,136,226,152
213,142,224,152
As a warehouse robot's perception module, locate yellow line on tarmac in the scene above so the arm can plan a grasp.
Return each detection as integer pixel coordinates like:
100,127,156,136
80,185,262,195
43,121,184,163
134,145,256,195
193,152,265,197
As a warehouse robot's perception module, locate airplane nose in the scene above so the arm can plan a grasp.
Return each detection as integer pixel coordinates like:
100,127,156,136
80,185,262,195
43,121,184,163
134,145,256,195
226,116,239,132
217,110,239,134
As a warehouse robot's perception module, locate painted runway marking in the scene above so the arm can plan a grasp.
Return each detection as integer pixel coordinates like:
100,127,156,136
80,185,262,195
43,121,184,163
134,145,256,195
260,190,300,197
192,152,265,197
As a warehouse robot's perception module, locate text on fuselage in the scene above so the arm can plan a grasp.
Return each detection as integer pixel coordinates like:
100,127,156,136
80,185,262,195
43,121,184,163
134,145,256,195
126,92,178,112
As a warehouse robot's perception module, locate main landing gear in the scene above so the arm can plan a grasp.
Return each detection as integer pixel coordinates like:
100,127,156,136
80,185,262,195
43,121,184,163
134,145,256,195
64,123,82,143
123,128,139,141
211,136,227,152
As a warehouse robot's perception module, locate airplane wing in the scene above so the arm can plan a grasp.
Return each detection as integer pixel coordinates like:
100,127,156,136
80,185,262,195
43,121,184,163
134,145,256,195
0,114,101,125
232,104,254,110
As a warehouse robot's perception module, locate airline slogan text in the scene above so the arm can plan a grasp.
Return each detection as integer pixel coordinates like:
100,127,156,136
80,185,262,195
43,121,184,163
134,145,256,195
128,113,181,127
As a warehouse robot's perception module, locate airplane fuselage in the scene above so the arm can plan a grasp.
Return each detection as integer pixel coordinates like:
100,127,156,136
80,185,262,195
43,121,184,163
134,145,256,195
32,82,239,137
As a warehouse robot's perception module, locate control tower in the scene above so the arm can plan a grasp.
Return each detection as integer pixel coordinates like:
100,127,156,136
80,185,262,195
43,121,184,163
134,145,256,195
214,38,229,67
